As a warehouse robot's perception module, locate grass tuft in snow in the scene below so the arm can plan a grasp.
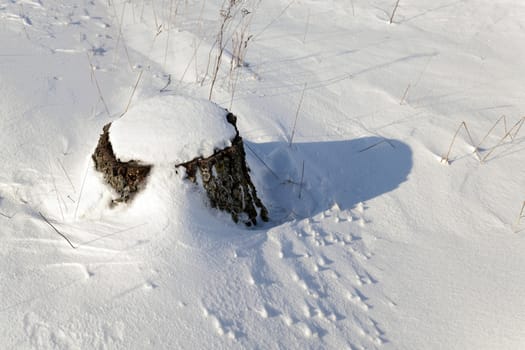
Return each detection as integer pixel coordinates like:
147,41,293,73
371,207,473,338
442,116,524,164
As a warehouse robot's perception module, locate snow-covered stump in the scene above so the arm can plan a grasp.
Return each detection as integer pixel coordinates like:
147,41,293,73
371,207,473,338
91,95,268,226
177,113,269,226
92,123,152,203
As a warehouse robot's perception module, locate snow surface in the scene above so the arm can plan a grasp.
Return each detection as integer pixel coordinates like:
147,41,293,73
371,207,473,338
110,95,236,164
1,0,525,349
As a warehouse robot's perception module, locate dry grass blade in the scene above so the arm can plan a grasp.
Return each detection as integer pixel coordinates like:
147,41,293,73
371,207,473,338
513,201,525,232
303,9,310,44
400,83,410,105
358,139,395,153
481,117,524,162
119,69,144,119
476,115,507,150
289,83,307,147
245,143,280,180
441,121,479,164
252,0,295,41
74,162,90,221
86,53,111,118
57,158,76,193
39,212,76,249
512,116,525,139
298,160,305,199
389,0,401,24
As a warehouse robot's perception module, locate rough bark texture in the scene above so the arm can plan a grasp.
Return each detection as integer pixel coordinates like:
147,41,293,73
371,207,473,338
177,113,269,226
92,123,152,203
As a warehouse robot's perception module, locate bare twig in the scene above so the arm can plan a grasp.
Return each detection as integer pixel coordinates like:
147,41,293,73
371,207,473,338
389,0,401,24
289,83,307,147
39,212,76,249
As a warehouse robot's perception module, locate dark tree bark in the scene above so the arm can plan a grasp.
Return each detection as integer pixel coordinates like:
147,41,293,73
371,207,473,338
177,113,269,226
92,123,152,203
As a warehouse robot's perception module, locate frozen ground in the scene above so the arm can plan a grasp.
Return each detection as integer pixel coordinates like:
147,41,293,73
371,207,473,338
1,0,524,349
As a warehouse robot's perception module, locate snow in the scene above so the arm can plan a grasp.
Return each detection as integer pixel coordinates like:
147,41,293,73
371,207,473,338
109,95,236,164
1,0,525,349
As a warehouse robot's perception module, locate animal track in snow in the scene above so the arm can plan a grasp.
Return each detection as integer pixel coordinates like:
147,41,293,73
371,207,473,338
201,305,243,341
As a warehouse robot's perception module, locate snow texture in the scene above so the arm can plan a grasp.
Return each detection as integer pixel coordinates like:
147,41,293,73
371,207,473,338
110,95,236,164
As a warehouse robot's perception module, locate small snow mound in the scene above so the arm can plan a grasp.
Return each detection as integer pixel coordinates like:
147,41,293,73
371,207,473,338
109,95,237,164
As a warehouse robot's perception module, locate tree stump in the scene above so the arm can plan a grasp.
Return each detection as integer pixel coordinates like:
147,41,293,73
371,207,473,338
91,97,268,226
92,123,152,203
176,113,269,226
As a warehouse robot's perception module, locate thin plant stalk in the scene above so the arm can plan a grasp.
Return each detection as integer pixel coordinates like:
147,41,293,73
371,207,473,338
515,201,525,228
389,0,400,24
400,83,410,105
209,0,236,100
57,158,76,193
74,161,90,221
112,1,133,70
119,69,144,118
245,143,280,180
298,160,305,199
512,116,524,139
86,53,111,118
303,9,310,44
475,115,507,149
252,0,295,41
39,212,76,249
289,83,307,147
441,121,479,163
481,117,525,162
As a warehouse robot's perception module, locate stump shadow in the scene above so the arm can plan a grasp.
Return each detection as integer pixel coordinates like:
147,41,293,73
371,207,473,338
245,137,412,225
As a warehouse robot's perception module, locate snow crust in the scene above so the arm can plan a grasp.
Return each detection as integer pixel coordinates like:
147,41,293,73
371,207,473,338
109,95,236,164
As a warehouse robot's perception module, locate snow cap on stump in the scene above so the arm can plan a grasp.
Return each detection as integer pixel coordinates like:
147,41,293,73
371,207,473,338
93,94,268,226
109,95,237,164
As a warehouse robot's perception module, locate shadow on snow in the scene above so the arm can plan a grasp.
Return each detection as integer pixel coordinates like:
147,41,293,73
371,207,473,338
246,136,412,225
